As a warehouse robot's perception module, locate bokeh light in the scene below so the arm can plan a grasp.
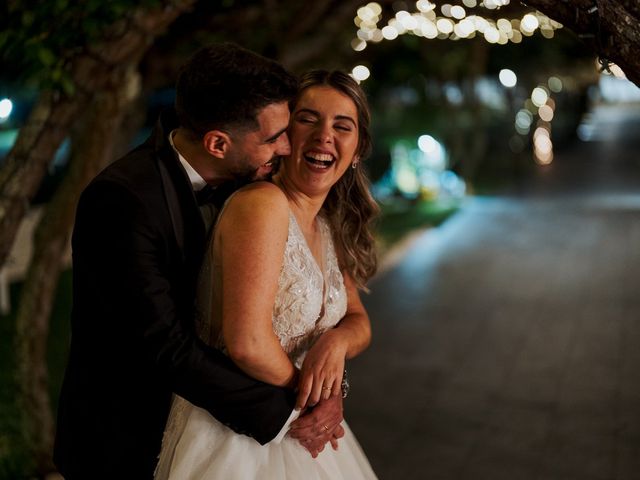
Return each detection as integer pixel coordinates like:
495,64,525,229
0,98,13,120
548,76,563,92
382,25,399,40
521,13,540,32
450,6,466,20
352,65,371,82
531,87,549,107
538,104,554,122
418,134,439,154
499,69,517,88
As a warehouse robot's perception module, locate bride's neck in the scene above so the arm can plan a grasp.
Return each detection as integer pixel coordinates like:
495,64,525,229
272,175,325,232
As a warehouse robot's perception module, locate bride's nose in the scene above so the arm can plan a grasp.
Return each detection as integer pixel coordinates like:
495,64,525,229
313,122,333,144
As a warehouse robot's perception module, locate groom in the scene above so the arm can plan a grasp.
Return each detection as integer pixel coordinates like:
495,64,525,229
54,43,344,479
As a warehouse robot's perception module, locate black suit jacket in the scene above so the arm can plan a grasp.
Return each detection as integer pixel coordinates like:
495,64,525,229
53,110,295,479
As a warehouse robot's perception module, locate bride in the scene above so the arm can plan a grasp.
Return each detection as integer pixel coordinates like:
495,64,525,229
155,70,379,479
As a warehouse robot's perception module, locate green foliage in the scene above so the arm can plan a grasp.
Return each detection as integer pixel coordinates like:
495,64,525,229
0,0,161,92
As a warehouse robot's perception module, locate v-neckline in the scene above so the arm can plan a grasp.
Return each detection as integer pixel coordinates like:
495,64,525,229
289,210,326,277
289,210,328,320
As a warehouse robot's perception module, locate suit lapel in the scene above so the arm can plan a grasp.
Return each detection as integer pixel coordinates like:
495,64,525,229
153,111,207,266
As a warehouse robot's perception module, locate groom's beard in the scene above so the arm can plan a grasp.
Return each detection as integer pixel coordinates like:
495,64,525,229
231,156,281,183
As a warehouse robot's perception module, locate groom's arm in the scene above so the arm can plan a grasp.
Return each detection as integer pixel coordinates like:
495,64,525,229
75,179,295,444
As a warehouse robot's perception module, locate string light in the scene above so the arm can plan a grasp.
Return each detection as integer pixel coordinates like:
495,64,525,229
381,25,399,40
498,69,517,87
351,65,371,82
351,2,560,51
533,126,553,165
531,86,549,107
538,104,554,122
450,6,466,19
351,0,564,167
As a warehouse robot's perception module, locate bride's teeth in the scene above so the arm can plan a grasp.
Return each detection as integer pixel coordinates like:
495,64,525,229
304,152,335,171
306,152,334,162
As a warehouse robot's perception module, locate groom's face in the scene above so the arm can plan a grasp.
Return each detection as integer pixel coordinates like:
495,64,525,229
225,102,291,182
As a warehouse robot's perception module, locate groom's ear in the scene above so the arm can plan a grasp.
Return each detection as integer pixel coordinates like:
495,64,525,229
202,130,231,159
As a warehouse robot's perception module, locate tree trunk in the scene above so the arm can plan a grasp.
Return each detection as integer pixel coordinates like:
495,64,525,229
0,0,196,271
459,40,491,183
14,67,141,476
523,0,640,87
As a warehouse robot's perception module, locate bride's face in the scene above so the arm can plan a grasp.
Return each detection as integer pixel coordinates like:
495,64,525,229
283,85,359,197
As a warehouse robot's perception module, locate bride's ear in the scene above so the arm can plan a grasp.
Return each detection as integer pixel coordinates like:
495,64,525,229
203,130,231,159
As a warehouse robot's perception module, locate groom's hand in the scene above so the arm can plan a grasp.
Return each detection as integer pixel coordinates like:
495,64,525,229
288,395,344,458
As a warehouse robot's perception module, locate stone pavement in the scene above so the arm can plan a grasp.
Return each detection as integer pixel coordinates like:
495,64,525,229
345,104,640,480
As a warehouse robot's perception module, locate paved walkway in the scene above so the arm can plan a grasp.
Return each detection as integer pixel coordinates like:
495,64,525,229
346,103,640,480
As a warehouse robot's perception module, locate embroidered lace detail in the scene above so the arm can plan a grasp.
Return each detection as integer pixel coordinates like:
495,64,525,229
272,212,347,367
203,207,347,368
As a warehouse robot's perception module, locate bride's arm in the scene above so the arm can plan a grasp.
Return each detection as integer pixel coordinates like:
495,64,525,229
296,272,371,408
217,182,297,388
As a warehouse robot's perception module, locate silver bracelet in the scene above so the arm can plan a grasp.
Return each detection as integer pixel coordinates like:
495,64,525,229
341,369,350,399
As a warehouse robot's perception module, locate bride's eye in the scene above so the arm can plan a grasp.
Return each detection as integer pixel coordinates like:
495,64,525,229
296,116,315,124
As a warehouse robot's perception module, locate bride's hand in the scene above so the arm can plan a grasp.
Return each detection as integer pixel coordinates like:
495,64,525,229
296,329,347,409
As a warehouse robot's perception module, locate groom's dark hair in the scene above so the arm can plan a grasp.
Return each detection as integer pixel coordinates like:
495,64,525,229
175,42,298,137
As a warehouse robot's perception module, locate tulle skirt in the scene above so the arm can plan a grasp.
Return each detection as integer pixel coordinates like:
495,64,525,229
155,397,377,480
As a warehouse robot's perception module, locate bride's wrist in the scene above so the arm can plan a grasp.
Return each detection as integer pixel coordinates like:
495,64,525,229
326,330,349,358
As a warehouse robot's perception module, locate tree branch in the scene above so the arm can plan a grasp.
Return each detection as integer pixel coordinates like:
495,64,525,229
0,0,196,270
523,0,640,87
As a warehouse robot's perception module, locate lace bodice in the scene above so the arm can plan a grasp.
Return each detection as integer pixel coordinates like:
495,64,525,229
271,212,347,366
195,206,347,369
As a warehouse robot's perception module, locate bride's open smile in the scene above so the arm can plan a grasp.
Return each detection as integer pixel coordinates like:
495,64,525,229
303,149,336,170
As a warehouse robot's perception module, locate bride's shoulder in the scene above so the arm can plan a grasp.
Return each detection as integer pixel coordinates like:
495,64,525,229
235,180,284,198
222,181,288,225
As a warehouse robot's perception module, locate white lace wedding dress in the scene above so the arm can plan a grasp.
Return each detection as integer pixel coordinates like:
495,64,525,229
154,203,377,479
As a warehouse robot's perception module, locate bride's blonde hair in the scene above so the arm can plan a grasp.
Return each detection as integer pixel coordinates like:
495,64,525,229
294,70,379,290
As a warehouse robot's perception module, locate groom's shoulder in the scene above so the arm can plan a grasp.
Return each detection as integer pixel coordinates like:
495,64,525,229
77,144,166,220
100,141,159,185
86,141,161,197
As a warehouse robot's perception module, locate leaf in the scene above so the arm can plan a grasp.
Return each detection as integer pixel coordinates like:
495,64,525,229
37,47,56,67
60,74,75,96
55,0,69,12
0,31,9,51
51,67,62,81
21,11,34,27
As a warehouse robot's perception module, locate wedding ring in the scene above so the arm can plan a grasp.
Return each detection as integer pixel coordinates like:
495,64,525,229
322,386,332,391
322,425,330,432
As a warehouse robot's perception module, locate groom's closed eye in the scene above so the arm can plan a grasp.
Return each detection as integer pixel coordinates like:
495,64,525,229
265,128,288,144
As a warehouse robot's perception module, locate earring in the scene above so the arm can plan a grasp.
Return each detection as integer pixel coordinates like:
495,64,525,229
351,161,358,169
